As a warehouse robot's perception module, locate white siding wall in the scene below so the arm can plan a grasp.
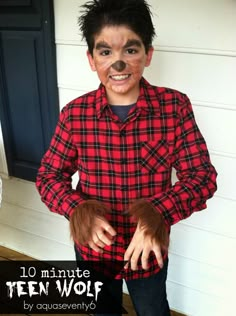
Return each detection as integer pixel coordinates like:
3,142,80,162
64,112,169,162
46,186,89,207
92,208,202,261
0,0,235,315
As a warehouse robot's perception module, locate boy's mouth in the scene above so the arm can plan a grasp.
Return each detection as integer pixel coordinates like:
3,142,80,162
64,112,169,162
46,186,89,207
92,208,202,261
110,74,131,81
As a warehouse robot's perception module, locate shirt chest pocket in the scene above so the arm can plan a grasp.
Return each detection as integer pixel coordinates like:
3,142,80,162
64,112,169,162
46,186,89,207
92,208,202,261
139,139,170,174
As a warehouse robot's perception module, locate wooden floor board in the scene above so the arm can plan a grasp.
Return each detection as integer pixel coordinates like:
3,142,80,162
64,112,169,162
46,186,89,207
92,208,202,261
0,246,184,316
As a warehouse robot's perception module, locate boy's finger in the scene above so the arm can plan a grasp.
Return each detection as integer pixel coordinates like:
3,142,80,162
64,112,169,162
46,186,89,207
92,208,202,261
104,231,116,242
93,233,106,248
97,232,113,246
124,261,129,270
103,223,117,236
153,247,164,269
129,248,141,271
124,244,134,268
141,248,150,270
88,241,103,253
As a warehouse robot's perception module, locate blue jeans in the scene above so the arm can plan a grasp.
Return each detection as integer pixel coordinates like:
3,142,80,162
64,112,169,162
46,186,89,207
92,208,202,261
75,248,170,316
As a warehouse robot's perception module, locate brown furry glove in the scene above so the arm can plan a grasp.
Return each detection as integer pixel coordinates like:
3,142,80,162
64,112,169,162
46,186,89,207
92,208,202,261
70,200,109,245
128,199,169,251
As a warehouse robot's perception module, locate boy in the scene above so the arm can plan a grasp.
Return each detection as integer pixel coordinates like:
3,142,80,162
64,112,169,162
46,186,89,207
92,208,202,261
36,0,217,315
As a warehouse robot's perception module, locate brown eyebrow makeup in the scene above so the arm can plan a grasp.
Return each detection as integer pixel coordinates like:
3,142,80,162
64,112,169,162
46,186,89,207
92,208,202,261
95,39,142,51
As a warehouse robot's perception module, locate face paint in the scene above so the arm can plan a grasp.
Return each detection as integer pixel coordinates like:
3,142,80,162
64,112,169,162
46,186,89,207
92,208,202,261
87,26,154,104
111,60,126,72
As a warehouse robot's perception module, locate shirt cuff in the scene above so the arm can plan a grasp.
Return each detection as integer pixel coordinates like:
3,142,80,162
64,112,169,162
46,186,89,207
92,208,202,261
146,192,176,227
61,191,86,219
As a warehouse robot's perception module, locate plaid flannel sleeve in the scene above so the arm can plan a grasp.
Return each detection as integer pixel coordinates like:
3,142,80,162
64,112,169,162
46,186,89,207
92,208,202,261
36,107,85,219
147,95,217,226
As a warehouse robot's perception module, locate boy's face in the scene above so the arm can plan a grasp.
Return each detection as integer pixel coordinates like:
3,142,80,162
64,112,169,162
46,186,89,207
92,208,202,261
87,25,154,104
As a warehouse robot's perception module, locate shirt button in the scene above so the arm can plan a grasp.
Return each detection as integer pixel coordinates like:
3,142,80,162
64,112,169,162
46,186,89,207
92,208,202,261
121,159,127,164
121,185,128,191
120,130,126,136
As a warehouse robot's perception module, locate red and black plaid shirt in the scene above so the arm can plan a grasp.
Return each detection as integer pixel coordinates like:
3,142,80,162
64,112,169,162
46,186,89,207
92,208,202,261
36,78,217,280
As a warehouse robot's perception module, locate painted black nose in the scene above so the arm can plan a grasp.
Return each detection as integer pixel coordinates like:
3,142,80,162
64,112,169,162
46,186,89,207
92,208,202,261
111,60,126,72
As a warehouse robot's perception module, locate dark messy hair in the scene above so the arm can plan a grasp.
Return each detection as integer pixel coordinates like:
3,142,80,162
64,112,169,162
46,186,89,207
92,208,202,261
78,0,156,55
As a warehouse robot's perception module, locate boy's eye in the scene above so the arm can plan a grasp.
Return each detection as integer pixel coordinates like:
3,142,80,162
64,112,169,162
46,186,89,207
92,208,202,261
126,48,137,54
100,50,111,56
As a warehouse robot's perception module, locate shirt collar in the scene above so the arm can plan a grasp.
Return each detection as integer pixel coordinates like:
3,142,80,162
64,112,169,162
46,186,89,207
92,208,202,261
137,78,160,115
95,84,110,119
95,77,160,119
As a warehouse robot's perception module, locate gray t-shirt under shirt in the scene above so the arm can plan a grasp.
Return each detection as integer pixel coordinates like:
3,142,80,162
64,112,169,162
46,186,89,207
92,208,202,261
110,104,136,122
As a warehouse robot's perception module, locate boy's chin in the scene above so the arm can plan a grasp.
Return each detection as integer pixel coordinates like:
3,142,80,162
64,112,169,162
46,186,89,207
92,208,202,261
108,81,139,95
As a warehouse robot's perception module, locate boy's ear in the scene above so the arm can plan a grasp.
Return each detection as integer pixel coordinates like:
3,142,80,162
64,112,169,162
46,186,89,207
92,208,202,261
87,50,96,72
145,46,154,67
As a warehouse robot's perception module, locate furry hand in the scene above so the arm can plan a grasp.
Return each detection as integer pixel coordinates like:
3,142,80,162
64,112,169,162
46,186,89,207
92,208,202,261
129,199,169,250
70,200,116,253
124,199,169,270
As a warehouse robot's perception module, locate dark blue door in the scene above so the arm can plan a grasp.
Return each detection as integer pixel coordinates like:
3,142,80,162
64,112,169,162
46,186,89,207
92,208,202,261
0,0,59,181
